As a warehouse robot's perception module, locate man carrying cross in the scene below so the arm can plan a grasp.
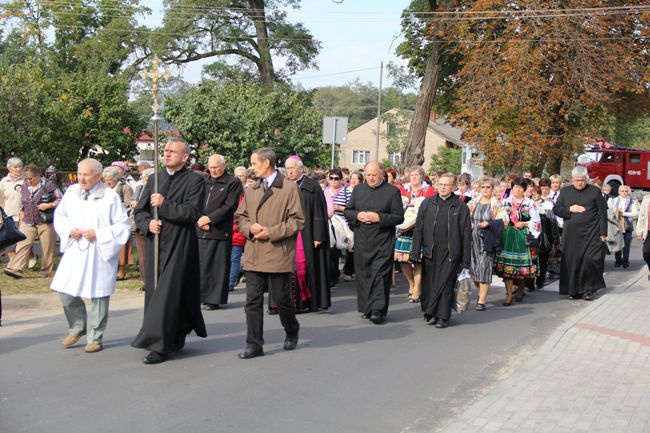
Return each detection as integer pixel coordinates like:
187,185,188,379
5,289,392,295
131,137,207,364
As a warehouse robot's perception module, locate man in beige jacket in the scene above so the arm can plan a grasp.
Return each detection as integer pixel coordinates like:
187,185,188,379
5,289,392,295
235,147,305,359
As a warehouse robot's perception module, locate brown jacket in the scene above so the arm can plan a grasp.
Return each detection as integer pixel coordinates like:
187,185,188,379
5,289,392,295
235,171,305,273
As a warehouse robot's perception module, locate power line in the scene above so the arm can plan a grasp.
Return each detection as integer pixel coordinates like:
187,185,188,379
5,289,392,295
25,2,650,24
36,1,650,17
23,24,645,45
295,67,381,79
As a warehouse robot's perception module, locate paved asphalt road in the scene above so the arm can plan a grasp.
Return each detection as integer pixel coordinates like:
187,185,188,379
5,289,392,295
1,247,643,433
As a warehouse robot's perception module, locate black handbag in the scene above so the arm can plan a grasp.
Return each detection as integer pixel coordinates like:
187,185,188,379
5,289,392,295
39,191,55,223
0,207,27,250
525,232,539,248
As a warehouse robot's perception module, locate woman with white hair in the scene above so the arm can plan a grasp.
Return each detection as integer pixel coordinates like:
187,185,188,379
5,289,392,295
0,157,25,223
609,184,638,268
103,166,134,280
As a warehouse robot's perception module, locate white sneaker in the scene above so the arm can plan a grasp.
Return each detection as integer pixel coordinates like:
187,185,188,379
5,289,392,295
28,257,37,269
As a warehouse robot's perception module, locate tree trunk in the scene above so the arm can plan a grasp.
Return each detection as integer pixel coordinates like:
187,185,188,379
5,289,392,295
250,0,275,89
401,41,443,169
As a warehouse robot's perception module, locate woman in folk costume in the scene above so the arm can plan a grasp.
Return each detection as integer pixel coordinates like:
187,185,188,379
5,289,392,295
494,177,541,305
467,177,508,311
394,166,435,303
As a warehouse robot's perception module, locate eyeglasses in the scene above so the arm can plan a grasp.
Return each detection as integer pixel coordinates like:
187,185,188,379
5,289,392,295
329,176,340,180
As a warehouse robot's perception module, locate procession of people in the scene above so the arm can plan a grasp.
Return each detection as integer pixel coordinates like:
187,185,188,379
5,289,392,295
1,148,643,365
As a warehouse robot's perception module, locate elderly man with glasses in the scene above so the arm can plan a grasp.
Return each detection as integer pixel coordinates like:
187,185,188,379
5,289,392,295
553,166,608,301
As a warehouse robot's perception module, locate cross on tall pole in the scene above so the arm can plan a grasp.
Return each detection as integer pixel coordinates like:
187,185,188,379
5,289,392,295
139,55,170,290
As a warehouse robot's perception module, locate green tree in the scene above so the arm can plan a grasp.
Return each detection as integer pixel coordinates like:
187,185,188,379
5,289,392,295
312,80,416,130
429,146,461,173
164,80,328,167
0,0,147,169
397,0,463,168
154,0,320,88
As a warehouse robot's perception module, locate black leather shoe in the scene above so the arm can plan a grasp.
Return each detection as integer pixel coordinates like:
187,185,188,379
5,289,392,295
369,311,384,324
238,346,264,359
583,291,595,301
568,294,583,300
267,308,279,315
202,303,220,310
435,319,448,328
143,351,167,365
283,336,299,351
614,262,622,267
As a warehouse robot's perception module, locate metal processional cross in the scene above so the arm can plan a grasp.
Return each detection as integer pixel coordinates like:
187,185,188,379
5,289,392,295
139,55,171,290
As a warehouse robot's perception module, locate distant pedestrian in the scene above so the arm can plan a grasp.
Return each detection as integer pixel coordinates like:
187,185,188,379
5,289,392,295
608,185,638,269
635,193,650,281
553,166,608,301
4,164,61,279
50,159,131,353
103,166,134,280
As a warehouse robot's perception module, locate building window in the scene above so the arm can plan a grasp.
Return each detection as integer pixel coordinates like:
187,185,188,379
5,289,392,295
352,150,371,165
387,122,397,137
388,152,401,165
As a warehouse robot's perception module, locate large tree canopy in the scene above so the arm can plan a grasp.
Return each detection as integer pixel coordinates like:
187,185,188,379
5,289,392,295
450,1,650,174
154,0,321,88
164,80,329,167
0,0,148,169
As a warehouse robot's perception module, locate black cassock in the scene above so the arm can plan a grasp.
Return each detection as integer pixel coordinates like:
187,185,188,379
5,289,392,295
132,168,207,354
294,175,331,312
413,195,471,322
345,182,404,316
553,184,607,296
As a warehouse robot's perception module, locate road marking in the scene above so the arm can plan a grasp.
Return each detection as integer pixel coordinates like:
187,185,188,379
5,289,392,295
575,322,650,346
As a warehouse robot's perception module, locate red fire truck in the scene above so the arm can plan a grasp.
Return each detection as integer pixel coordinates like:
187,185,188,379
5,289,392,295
576,141,650,192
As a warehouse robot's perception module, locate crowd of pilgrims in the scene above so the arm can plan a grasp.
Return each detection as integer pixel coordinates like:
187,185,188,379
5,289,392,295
3,155,645,333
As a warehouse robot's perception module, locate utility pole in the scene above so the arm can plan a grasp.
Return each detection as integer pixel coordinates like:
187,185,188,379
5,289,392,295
375,61,383,162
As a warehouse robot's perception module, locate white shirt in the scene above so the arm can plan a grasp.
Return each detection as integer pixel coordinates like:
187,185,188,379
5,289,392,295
263,169,278,188
50,183,131,298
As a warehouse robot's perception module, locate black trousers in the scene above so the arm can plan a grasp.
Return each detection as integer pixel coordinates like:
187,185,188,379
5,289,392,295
244,271,300,350
536,249,551,288
615,232,633,266
643,233,650,270
329,248,341,284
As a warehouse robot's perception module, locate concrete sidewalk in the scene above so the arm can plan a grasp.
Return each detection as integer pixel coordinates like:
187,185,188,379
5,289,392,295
438,267,650,433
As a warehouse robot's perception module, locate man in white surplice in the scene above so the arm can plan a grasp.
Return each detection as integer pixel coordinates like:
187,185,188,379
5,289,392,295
50,159,131,353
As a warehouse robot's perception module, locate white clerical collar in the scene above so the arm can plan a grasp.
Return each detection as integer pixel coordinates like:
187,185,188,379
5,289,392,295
264,169,278,186
439,193,452,200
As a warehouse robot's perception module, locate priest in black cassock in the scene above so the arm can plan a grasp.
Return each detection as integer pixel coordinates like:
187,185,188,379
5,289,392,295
344,161,403,324
553,166,608,300
197,154,243,311
411,174,471,328
284,155,331,312
132,137,207,364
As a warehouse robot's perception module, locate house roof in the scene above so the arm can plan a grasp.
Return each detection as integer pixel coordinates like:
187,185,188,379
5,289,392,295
347,108,465,147
427,117,465,147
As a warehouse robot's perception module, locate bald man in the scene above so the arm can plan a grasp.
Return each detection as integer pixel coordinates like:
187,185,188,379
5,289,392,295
344,161,404,324
196,154,243,310
50,158,131,353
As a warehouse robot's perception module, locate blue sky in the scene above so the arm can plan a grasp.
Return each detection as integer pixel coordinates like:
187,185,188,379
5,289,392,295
140,0,412,88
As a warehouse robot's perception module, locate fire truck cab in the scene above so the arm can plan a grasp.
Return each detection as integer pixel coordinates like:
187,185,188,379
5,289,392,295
576,142,650,193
